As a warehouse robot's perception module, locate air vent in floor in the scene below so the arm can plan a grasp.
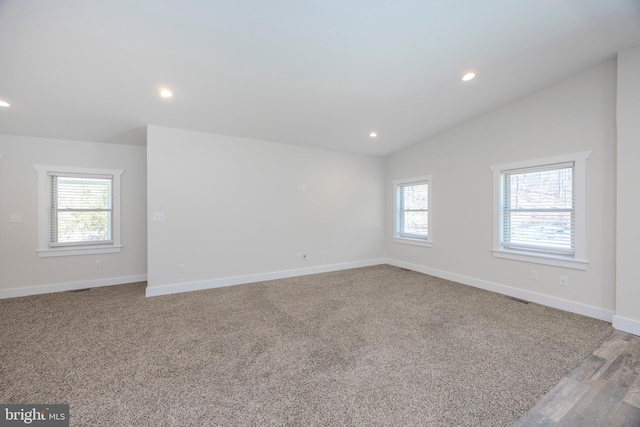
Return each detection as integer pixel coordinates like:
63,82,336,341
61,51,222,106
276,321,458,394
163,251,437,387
505,296,530,304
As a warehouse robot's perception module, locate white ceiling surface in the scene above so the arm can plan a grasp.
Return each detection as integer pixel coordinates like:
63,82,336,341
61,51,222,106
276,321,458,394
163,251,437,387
0,1,639,157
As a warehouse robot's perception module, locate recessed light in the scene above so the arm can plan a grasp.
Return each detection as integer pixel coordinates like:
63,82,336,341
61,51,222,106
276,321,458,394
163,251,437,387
369,132,377,138
462,72,476,82
159,88,173,98
0,100,10,107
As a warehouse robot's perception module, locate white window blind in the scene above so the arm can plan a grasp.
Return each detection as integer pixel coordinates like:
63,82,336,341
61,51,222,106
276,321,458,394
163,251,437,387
49,173,114,247
500,162,574,255
398,182,428,239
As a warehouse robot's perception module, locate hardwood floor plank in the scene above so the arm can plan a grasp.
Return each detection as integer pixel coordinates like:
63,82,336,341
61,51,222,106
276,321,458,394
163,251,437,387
606,401,640,427
513,332,640,427
611,330,635,342
570,379,627,425
555,409,592,427
568,354,607,383
624,375,640,409
592,339,633,383
602,343,640,388
593,339,629,360
532,377,589,421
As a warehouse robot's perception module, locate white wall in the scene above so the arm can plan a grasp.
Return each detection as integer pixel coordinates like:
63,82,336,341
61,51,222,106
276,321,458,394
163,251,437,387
614,45,640,335
386,60,617,320
0,135,147,297
0,56,630,329
146,126,385,295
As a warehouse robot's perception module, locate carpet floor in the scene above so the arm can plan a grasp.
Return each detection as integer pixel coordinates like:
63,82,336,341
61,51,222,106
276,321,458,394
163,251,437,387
0,265,613,426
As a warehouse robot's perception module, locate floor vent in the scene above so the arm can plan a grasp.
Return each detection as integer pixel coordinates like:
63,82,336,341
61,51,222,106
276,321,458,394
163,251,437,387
506,296,530,304
69,288,91,293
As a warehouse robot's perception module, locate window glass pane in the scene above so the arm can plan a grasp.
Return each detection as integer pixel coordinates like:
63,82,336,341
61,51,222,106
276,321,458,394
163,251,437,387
37,165,123,256
56,211,112,243
401,184,428,210
397,180,429,240
56,177,112,210
502,164,574,253
51,175,114,245
507,167,572,210
402,211,428,236
505,211,573,250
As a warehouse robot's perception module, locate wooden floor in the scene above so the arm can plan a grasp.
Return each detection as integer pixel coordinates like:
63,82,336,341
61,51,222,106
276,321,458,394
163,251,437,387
514,330,640,426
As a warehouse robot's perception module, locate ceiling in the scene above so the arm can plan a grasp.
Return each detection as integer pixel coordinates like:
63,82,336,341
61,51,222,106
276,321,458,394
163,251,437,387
1,1,639,157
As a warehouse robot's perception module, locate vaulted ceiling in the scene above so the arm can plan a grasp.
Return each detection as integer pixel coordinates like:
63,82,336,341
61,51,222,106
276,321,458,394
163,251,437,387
1,1,639,156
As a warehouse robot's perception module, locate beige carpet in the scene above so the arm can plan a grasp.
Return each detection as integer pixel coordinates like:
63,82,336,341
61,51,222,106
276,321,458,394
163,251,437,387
0,265,612,426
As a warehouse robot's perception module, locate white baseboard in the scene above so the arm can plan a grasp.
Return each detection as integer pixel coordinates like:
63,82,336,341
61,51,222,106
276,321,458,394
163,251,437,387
145,259,387,297
612,315,640,336
2,259,621,328
0,274,148,299
385,258,614,322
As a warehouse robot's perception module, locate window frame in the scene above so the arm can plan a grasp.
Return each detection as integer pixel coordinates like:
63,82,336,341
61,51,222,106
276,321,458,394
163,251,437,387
35,165,124,258
393,175,433,248
490,152,590,270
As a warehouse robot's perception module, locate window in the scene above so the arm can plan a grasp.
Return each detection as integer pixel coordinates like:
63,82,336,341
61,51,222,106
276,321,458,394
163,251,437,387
490,152,590,270
35,165,123,257
393,175,432,247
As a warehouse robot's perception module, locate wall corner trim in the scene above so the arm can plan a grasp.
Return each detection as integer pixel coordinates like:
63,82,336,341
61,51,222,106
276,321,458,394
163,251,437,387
384,258,614,322
612,315,640,336
0,274,148,299
145,259,387,297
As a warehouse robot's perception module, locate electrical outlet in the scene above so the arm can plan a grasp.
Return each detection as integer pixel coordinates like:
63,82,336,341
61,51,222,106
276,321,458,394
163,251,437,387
179,264,185,273
95,260,102,268
153,212,165,221
559,275,568,287
9,214,23,223
530,270,538,281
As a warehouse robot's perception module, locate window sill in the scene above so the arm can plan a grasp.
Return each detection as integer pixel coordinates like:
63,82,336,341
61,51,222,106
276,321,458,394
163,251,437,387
393,237,433,248
37,245,123,258
492,248,587,270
